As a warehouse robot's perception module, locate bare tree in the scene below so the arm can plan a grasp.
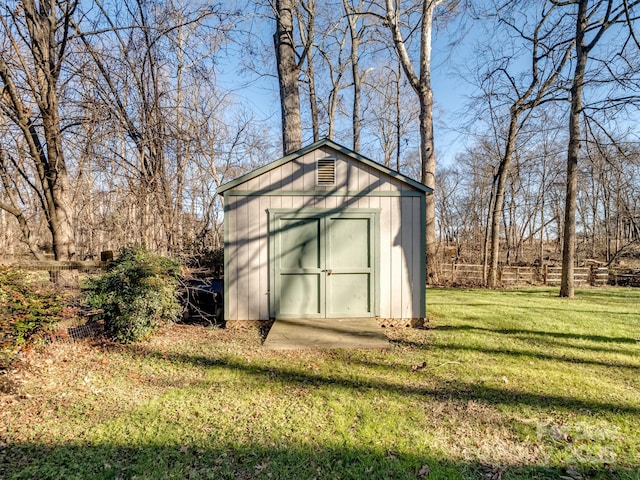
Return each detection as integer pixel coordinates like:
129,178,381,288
363,61,420,170
556,0,640,297
73,0,228,254
316,10,352,140
580,131,640,263
343,0,373,151
294,0,320,142
478,1,573,287
384,0,443,283
0,0,78,284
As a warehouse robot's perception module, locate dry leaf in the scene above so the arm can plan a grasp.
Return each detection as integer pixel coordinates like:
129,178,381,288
411,361,427,372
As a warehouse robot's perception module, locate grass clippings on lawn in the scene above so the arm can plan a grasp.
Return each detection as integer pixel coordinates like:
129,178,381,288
1,287,639,480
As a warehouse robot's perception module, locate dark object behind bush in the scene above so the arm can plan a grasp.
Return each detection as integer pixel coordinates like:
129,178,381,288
184,278,224,325
86,247,181,343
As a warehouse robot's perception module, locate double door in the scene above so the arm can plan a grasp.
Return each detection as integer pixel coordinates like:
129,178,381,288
271,209,378,318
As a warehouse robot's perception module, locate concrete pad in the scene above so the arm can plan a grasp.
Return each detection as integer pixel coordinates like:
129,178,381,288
263,317,389,350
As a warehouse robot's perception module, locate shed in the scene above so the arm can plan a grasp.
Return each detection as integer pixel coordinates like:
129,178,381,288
217,138,432,327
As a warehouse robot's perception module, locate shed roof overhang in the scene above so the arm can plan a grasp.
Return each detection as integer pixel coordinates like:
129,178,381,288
216,138,433,195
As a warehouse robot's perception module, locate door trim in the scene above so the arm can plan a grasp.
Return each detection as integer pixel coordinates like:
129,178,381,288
268,208,380,319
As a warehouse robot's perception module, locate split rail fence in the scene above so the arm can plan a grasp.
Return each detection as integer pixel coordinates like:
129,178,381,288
1,260,109,272
0,260,109,284
440,263,616,287
2,260,639,288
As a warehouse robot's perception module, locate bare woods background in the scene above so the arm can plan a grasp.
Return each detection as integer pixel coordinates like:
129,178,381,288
1,1,639,287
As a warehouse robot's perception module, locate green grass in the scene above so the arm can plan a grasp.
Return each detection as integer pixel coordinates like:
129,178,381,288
1,287,639,479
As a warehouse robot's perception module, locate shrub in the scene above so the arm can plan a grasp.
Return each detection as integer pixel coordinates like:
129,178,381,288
0,268,61,371
86,247,182,343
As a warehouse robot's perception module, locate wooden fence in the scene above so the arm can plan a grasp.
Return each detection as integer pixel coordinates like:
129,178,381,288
609,269,640,287
0,261,109,286
0,260,109,272
441,263,611,287
2,260,637,288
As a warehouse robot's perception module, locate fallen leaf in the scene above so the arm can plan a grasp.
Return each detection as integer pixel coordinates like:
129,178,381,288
411,361,427,372
418,464,430,477
481,464,503,480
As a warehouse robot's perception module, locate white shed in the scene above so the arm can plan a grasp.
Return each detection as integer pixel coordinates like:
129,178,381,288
217,139,432,327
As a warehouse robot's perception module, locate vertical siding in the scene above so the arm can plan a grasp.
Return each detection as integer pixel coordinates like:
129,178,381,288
244,176,260,191
233,196,249,321
346,160,358,191
379,171,393,318
258,174,270,319
226,196,237,321
400,196,414,318
223,197,231,321
246,196,260,319
381,195,422,320
225,194,268,321
389,196,402,318
302,153,313,190
413,197,423,317
286,158,301,190
359,166,373,190
270,160,283,190
336,153,348,190
267,178,283,321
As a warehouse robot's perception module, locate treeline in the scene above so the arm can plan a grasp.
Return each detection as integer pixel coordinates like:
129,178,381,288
0,0,266,266
1,1,639,294
0,0,425,266
439,119,640,269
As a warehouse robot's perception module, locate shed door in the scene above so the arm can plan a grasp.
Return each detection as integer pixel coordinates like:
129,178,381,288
273,210,377,319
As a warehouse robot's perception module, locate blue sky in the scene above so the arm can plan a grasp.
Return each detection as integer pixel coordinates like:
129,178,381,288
212,5,481,169
212,1,640,174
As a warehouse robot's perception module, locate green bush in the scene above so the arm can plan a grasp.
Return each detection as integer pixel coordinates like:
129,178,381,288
86,247,182,343
0,268,61,371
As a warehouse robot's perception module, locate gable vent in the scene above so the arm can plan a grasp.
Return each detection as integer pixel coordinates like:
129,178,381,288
316,157,336,186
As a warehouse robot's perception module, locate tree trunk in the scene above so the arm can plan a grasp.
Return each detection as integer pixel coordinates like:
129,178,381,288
274,0,302,155
419,90,438,284
395,61,402,172
0,0,78,286
482,171,497,286
560,0,588,298
386,0,439,284
488,114,518,287
420,2,438,284
43,102,76,265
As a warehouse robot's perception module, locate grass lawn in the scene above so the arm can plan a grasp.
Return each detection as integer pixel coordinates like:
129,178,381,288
1,287,639,479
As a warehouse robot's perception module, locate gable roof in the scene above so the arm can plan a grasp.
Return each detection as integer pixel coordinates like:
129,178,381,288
216,138,433,194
